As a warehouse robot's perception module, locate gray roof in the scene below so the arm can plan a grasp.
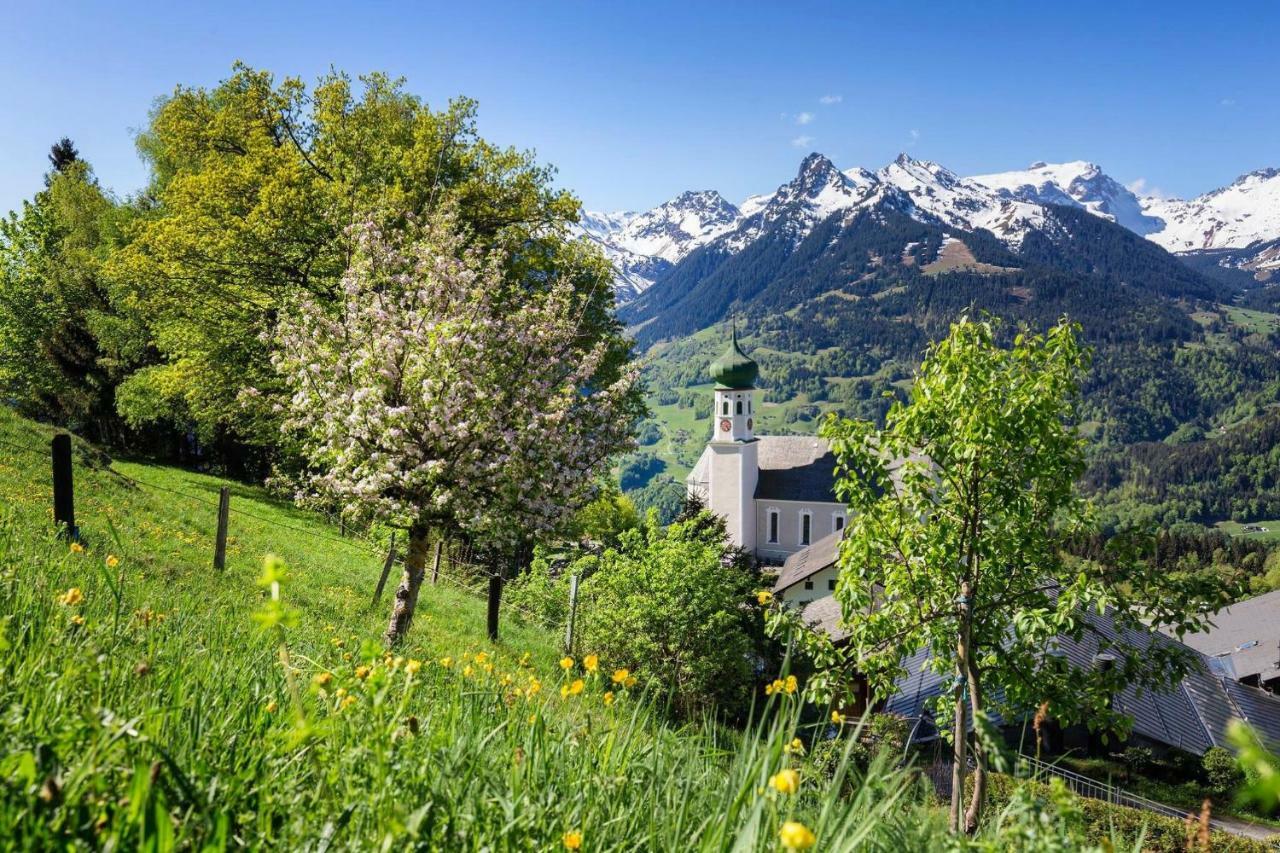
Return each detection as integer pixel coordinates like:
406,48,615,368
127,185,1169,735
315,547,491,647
796,592,1280,756
1169,589,1280,685
774,529,843,592
801,595,850,642
755,436,840,503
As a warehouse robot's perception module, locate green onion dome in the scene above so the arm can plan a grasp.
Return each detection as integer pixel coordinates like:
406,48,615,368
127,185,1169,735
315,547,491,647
709,326,759,389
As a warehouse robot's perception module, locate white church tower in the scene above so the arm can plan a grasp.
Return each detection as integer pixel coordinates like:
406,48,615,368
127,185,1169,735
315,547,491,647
704,325,759,549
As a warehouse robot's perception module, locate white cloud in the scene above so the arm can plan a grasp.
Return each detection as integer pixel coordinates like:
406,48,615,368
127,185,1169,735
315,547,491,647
790,135,815,148
819,94,843,105
907,129,920,147
795,111,814,125
1220,98,1236,107
1126,177,1167,199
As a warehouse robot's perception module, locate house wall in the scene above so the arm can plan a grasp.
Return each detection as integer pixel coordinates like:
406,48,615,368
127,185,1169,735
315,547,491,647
754,499,846,563
777,566,840,606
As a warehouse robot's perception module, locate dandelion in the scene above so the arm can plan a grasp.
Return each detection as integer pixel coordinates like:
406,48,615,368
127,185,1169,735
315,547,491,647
779,821,816,850
339,695,357,711
756,590,773,606
583,654,598,672
355,665,371,680
405,658,422,675
69,542,84,554
785,737,805,755
831,710,845,725
56,588,83,606
560,656,574,670
473,651,489,664
770,769,800,794
105,555,120,568
313,672,333,687
560,678,585,698
603,691,615,706
611,668,630,685
335,687,348,698
562,830,582,850
265,699,278,713
624,675,636,689
463,665,475,678
439,656,453,669
69,614,84,626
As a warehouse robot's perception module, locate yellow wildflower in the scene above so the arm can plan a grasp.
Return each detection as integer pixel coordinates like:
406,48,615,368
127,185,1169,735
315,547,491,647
339,694,357,710
779,821,815,850
756,589,773,606
405,659,422,675
568,678,585,696
331,637,345,648
784,675,798,695
583,654,599,672
69,542,84,554
265,699,278,713
831,710,846,725
335,687,348,699
785,737,805,755
439,656,453,669
770,769,801,795
603,691,615,706
474,651,489,664
313,672,333,687
611,668,630,685
355,665,371,680
57,587,83,606
70,614,84,626
105,554,120,568
463,665,474,678
560,656,574,670
519,652,532,667
624,675,637,689
563,830,582,850
343,652,353,662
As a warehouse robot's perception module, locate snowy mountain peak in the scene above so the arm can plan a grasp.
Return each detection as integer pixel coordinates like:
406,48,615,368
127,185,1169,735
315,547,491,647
972,160,1161,236
1144,167,1280,253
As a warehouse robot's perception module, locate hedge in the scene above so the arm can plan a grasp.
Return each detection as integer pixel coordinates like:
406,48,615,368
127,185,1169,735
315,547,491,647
975,772,1277,852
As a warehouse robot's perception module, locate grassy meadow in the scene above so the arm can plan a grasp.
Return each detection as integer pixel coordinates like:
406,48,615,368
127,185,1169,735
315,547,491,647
0,407,952,850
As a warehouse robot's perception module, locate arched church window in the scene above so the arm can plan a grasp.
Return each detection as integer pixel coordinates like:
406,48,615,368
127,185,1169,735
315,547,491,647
722,400,729,416
736,400,743,415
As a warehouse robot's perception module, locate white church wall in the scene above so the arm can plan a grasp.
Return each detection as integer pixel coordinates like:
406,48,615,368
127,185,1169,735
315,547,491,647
754,499,845,563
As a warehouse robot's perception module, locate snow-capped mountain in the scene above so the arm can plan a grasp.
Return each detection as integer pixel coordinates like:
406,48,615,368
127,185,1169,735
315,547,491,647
579,190,740,298
590,154,1280,300
971,160,1162,236
1143,168,1280,254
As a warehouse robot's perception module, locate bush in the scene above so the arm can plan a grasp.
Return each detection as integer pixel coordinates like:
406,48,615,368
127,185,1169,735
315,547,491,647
977,773,1271,852
1121,745,1156,777
636,420,663,446
1203,746,1244,796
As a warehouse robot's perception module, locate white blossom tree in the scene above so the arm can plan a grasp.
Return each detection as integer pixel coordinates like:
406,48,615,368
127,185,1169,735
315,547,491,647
273,212,639,644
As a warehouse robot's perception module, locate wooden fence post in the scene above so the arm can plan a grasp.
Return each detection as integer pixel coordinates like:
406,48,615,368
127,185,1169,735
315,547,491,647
371,531,397,606
564,573,579,654
213,486,230,570
487,573,502,642
51,434,77,540
430,540,442,585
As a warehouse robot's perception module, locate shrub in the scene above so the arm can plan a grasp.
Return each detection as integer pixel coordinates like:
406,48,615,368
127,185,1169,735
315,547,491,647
1203,746,1244,796
1121,745,1156,777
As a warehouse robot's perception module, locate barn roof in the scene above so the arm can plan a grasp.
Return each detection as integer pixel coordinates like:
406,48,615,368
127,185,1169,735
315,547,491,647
1169,589,1280,685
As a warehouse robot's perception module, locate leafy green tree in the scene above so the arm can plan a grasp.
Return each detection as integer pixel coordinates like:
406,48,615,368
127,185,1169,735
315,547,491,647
0,151,145,442
577,511,760,718
815,316,1225,834
111,63,630,453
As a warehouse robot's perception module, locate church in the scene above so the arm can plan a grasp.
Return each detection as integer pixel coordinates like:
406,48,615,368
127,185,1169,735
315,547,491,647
686,329,847,566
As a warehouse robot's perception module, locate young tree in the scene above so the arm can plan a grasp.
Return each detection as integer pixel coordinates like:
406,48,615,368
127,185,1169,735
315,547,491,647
817,316,1225,834
273,212,639,645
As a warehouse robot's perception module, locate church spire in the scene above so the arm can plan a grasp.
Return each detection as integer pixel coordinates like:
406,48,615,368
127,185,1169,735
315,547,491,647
709,321,759,390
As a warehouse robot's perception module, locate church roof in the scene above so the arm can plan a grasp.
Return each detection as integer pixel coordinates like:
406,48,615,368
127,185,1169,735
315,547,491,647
755,436,839,503
709,327,759,389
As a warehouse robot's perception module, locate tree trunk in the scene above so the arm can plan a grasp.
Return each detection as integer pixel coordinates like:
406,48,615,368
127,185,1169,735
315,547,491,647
383,524,431,647
964,658,986,834
949,676,967,833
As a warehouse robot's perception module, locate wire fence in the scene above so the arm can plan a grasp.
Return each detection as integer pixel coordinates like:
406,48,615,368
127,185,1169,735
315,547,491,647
1,429,568,637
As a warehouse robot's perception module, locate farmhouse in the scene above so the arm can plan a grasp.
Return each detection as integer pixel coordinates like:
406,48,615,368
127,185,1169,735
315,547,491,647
1171,588,1280,692
686,329,846,564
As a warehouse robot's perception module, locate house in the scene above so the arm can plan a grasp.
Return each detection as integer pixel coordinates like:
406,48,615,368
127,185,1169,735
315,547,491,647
1169,588,1280,692
773,529,843,605
686,329,846,563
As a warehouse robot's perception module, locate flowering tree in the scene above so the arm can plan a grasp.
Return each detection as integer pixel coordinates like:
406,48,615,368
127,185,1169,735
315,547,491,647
274,212,639,644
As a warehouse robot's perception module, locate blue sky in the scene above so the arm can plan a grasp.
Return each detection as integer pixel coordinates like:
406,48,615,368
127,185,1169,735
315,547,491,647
2,0,1276,215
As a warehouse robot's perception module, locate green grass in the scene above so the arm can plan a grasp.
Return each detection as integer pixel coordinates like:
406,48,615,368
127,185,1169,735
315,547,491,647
0,407,955,849
1222,305,1280,335
1215,519,1280,543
